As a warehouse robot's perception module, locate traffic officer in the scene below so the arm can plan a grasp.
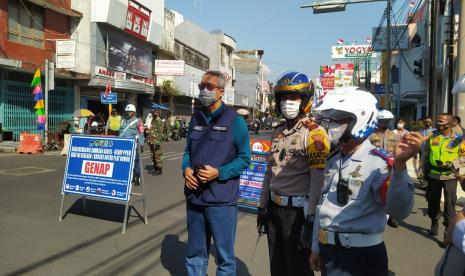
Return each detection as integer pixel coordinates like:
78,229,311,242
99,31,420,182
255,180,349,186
425,113,465,238
258,71,330,276
369,109,401,228
119,104,144,186
309,87,421,276
105,109,122,136
147,109,164,175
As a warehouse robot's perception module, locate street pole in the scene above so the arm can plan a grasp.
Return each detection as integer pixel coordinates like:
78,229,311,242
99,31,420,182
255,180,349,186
428,0,437,117
455,0,465,119
191,73,195,114
447,0,455,113
397,55,401,118
385,0,391,110
44,59,49,143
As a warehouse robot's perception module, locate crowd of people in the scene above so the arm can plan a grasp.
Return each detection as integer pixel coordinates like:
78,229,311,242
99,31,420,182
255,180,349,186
175,70,465,276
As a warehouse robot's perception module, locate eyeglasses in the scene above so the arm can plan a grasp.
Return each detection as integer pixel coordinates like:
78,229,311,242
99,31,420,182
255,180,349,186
198,83,221,91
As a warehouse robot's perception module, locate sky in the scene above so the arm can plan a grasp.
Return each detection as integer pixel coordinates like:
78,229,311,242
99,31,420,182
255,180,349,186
165,0,390,82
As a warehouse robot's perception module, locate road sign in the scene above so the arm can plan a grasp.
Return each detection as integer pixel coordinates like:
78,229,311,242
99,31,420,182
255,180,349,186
62,135,136,201
100,92,118,104
375,84,386,95
238,140,271,209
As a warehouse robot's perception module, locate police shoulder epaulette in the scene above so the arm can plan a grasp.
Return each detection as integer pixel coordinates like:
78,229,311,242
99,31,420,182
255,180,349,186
370,148,395,167
303,119,319,131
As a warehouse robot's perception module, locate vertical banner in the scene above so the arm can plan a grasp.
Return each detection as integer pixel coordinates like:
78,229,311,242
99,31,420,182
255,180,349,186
238,139,271,209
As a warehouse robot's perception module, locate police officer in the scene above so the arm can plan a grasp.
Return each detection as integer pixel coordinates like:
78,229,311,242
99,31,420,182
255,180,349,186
105,109,122,136
425,113,465,238
369,109,400,228
148,109,164,175
120,104,144,186
258,71,330,276
309,87,422,276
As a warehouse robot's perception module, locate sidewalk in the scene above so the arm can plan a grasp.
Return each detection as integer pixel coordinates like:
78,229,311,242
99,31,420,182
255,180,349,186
0,141,19,154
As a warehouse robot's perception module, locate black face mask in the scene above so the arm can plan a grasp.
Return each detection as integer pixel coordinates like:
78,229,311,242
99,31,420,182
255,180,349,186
437,124,450,131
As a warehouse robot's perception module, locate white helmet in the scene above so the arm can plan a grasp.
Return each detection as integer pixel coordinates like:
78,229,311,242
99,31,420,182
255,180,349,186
125,104,136,112
378,109,394,120
313,86,379,141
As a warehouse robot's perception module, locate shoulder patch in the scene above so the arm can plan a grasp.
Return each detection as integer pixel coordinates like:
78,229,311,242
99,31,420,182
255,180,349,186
303,119,319,131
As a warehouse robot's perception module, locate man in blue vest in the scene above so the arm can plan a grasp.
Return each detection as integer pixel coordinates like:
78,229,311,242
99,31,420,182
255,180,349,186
182,70,251,276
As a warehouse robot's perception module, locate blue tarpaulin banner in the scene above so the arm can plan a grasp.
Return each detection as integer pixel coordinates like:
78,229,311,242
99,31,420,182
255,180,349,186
62,135,137,202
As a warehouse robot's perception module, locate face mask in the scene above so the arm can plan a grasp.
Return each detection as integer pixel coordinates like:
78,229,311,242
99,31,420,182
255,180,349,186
280,100,300,120
327,122,348,145
199,89,217,107
437,124,449,131
424,122,432,127
397,123,404,129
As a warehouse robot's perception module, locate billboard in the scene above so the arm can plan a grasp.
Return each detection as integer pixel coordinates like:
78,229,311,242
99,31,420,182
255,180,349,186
56,40,76,69
372,25,409,51
125,0,151,40
331,44,377,59
334,63,354,88
62,135,137,202
107,36,152,78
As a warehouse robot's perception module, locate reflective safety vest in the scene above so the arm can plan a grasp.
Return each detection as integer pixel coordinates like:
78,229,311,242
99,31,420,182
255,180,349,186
108,115,122,131
429,132,465,175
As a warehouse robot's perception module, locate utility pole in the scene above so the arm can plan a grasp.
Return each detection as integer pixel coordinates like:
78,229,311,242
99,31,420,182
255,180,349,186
455,0,465,118
44,59,49,143
447,0,455,113
428,0,437,117
385,0,391,110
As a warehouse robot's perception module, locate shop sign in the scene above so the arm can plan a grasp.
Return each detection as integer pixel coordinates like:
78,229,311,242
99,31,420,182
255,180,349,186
154,60,185,76
130,75,154,86
125,0,151,40
331,45,377,59
95,66,127,80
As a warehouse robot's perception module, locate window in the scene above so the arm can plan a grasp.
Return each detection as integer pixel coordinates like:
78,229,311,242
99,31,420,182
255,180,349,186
8,0,44,48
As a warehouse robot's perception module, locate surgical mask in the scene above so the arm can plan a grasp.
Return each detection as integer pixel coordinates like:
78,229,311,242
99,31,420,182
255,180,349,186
437,123,449,131
280,100,300,120
327,122,348,145
199,89,217,107
397,123,404,129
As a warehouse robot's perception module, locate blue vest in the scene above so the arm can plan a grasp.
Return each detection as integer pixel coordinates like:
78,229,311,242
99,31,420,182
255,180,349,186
185,105,239,206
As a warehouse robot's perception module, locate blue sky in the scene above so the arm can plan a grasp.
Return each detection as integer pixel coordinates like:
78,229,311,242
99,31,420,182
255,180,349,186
166,0,388,82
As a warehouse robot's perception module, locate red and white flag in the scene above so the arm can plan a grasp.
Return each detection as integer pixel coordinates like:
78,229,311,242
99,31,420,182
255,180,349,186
336,38,344,45
408,0,415,17
366,36,372,44
104,79,111,98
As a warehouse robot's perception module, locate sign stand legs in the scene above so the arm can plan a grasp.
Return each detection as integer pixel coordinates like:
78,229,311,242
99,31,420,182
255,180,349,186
59,194,65,222
121,143,148,234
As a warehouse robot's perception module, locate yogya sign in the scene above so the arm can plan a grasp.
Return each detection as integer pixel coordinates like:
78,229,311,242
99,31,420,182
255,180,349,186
331,45,377,59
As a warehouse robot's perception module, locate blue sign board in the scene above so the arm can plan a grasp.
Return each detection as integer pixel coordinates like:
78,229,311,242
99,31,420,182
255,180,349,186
238,140,271,209
100,92,117,104
62,135,137,201
374,84,385,95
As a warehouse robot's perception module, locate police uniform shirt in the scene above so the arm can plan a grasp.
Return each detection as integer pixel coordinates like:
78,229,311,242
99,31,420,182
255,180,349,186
260,117,330,216
311,139,414,252
120,117,144,145
369,130,399,155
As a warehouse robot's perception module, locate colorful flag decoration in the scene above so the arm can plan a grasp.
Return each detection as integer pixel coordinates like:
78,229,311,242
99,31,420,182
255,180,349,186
336,38,344,45
366,36,372,44
31,69,45,130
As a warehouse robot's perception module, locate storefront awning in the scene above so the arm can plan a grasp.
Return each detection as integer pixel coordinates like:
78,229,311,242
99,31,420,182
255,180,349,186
26,0,83,17
150,102,170,110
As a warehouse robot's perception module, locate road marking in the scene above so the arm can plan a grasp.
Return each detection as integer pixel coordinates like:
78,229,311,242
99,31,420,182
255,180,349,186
0,166,56,176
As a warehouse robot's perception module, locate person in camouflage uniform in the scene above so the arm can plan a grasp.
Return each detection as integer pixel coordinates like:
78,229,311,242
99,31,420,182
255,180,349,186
148,109,164,175
173,116,182,141
164,115,172,142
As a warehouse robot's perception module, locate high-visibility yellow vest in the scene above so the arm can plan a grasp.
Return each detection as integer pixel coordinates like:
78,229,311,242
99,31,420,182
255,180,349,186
429,132,465,175
108,115,122,131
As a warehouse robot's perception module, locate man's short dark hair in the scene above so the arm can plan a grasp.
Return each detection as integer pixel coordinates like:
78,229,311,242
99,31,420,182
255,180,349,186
454,115,461,124
204,70,226,89
423,116,432,121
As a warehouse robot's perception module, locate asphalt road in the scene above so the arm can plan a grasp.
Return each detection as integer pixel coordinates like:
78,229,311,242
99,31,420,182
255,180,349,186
0,131,449,275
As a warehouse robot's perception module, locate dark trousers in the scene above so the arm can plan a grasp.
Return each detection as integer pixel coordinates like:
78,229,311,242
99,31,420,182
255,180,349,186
266,201,313,276
427,178,457,227
320,242,388,276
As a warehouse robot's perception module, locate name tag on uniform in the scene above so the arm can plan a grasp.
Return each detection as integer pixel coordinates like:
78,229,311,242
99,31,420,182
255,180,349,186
193,126,204,131
212,125,228,132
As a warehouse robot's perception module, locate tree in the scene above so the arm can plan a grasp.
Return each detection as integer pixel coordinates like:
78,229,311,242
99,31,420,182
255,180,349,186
160,80,181,114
